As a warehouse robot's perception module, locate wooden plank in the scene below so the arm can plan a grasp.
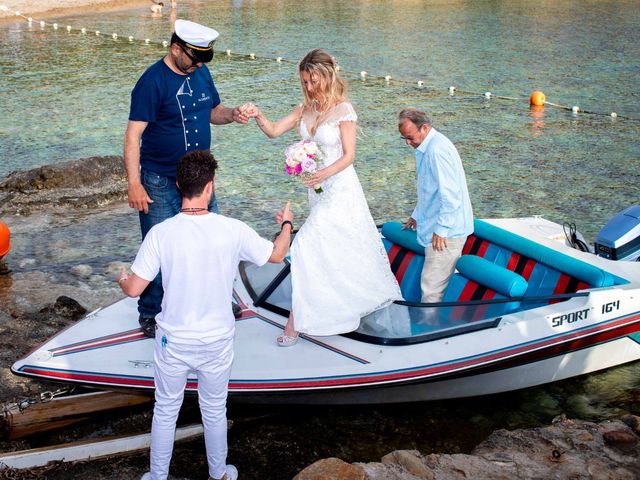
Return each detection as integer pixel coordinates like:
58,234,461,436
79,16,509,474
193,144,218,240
3,391,152,440
0,424,204,470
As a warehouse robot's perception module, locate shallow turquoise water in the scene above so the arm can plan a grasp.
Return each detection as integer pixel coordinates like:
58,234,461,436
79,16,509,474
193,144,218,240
1,0,639,240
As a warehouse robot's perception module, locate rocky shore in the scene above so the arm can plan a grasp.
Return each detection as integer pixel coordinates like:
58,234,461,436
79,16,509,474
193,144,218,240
0,155,127,217
295,415,640,479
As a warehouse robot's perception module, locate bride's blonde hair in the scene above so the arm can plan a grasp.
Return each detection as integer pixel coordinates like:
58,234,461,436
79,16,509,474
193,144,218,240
298,49,348,132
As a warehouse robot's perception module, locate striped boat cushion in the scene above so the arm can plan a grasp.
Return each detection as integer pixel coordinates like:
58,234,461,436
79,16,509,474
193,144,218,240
463,231,591,301
382,238,424,302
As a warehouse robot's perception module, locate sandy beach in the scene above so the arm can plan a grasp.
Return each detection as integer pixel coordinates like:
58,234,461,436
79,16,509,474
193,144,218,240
0,0,151,22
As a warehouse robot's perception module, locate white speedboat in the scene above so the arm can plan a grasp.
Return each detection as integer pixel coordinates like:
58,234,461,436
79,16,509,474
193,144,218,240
12,211,640,404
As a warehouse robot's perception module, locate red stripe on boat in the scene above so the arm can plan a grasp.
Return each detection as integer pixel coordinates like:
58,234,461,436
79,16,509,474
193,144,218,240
507,252,520,271
521,259,536,281
395,251,415,284
462,235,476,255
387,244,401,265
458,280,480,302
476,240,490,258
52,331,147,356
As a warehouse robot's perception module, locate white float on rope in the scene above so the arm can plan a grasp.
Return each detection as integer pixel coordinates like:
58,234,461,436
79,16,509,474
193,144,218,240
81,27,86,34
360,71,367,79
385,75,392,82
95,30,100,36
66,25,72,32
611,112,617,118
162,40,168,47
276,57,282,62
128,36,133,42
53,23,58,30
417,80,424,87
226,49,231,56
145,38,150,44
484,92,492,98
448,86,456,94
572,106,580,113
39,20,45,27
112,33,118,40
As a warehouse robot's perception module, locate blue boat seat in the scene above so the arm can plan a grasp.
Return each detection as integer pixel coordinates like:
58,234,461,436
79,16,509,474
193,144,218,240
380,219,627,312
443,255,528,319
461,220,626,306
381,222,424,302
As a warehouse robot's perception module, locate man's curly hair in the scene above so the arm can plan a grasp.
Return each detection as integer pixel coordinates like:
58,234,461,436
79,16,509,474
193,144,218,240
176,149,218,199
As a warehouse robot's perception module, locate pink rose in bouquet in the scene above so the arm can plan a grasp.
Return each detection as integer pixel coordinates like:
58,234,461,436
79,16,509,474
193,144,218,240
284,140,323,193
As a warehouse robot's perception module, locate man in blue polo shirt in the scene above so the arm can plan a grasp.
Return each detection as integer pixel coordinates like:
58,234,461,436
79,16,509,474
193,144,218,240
399,107,474,303
124,19,250,336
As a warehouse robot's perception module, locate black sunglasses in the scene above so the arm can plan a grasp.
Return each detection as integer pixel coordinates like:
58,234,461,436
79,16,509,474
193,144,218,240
178,43,201,66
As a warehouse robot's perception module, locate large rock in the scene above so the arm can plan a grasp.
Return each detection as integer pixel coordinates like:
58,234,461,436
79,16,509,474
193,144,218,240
39,296,87,320
0,156,124,192
294,457,365,480
342,416,640,480
0,156,127,215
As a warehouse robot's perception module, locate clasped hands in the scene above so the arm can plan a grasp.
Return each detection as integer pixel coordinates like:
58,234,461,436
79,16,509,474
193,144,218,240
232,102,260,124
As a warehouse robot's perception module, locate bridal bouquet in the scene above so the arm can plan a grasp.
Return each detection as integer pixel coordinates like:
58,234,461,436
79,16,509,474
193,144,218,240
284,140,323,193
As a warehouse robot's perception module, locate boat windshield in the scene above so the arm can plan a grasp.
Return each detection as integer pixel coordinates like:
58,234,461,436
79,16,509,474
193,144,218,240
239,261,588,345
350,302,508,345
240,260,292,317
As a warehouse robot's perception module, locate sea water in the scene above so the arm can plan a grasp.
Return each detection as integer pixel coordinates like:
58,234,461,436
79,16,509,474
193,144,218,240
0,0,638,239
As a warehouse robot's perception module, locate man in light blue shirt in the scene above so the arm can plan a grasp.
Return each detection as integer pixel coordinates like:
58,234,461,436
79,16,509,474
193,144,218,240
399,108,473,302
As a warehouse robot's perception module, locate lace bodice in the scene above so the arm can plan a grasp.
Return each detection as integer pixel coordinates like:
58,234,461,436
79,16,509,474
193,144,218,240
299,102,357,169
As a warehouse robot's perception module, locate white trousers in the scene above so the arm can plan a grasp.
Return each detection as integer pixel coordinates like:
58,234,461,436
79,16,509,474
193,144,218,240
150,327,234,480
421,236,466,303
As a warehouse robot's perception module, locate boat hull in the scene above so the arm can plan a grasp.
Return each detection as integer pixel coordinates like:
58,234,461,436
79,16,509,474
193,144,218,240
11,217,640,404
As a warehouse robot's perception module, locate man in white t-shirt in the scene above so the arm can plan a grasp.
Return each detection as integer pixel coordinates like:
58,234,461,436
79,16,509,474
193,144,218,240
118,150,293,480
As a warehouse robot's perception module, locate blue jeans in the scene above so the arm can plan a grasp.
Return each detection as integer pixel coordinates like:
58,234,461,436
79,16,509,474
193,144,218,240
137,168,219,318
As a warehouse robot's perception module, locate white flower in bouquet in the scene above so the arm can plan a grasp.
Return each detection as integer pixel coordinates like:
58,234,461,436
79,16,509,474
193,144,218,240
284,139,324,194
302,142,318,155
293,148,308,164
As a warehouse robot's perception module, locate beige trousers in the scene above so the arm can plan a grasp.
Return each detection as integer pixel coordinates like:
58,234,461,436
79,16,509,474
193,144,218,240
420,236,467,303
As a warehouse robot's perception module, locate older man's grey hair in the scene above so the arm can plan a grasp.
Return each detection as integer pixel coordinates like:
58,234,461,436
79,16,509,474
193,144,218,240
398,108,431,128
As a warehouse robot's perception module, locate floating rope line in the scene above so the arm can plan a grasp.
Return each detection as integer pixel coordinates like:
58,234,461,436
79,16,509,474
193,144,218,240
2,5,638,122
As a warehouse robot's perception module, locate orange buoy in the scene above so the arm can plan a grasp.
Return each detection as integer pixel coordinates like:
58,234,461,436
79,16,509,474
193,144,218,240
530,90,546,107
0,221,10,259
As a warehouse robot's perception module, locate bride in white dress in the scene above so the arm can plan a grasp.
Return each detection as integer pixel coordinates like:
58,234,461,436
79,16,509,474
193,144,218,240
249,49,402,346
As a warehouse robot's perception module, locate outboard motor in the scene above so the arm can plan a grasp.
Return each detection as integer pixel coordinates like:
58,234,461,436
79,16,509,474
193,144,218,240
594,205,640,261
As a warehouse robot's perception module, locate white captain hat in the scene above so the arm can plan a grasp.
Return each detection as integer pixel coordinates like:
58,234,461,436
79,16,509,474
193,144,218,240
174,19,219,63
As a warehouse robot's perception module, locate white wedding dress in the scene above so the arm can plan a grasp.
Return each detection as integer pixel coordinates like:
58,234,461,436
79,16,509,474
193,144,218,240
290,102,403,336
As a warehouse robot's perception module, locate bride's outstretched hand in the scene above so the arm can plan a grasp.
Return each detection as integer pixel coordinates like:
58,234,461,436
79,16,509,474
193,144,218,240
240,102,260,119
